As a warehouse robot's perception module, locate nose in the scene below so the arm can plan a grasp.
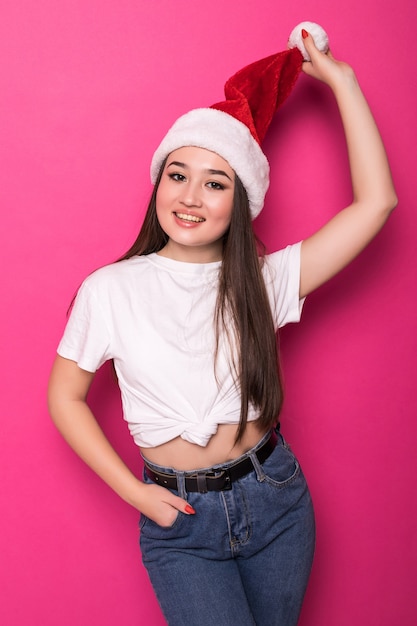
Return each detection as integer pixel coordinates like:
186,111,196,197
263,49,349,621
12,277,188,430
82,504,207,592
179,182,202,208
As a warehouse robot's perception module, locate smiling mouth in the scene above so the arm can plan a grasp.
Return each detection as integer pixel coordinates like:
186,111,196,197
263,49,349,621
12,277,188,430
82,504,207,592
174,212,205,223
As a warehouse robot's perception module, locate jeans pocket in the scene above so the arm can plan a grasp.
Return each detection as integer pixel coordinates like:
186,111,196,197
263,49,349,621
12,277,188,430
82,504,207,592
139,510,182,534
259,438,300,489
139,470,182,533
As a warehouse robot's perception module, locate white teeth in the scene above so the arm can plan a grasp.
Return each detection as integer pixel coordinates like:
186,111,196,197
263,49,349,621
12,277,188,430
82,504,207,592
175,212,205,223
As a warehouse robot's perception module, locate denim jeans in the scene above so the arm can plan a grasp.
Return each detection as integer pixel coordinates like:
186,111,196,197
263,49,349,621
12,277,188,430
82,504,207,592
139,429,315,626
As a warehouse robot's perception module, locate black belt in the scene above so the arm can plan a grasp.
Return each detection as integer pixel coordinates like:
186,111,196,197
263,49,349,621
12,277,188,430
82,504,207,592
144,430,277,493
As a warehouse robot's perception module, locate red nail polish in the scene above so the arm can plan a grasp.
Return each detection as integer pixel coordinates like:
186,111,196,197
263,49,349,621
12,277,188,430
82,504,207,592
302,29,308,39
185,504,195,514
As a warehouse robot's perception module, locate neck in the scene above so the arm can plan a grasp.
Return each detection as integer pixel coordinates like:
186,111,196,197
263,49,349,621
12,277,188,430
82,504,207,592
157,240,223,263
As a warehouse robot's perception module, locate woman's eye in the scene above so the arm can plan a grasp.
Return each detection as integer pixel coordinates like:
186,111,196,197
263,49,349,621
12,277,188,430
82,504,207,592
168,173,186,182
207,181,224,190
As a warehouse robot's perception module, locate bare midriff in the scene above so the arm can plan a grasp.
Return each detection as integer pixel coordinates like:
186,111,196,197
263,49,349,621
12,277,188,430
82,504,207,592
141,421,270,471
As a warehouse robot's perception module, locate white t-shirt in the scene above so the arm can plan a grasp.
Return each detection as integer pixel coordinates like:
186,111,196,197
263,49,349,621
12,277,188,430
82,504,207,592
57,243,304,448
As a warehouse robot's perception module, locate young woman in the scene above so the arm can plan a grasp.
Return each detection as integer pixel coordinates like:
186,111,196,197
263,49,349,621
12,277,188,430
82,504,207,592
48,28,397,626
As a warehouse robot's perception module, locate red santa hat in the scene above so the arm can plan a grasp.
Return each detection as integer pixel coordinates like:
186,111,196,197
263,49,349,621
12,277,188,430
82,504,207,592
151,22,328,219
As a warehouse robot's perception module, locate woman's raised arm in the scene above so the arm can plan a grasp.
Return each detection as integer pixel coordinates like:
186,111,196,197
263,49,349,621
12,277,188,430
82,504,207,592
299,31,397,299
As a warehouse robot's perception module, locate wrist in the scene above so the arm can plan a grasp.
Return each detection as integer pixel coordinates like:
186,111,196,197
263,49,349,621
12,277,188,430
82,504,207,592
118,475,147,509
331,66,359,98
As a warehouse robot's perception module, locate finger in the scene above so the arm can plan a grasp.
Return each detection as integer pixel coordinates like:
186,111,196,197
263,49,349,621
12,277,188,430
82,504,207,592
301,29,318,58
301,60,318,79
302,29,330,63
165,492,196,515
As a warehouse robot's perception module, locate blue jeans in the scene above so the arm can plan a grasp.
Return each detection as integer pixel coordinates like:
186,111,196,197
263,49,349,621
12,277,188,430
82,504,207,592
139,430,315,626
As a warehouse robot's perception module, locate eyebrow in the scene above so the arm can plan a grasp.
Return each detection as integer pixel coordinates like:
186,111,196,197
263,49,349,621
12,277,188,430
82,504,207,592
167,161,233,181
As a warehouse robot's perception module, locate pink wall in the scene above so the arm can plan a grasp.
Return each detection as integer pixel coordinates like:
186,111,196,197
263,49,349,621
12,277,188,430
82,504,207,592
1,1,415,624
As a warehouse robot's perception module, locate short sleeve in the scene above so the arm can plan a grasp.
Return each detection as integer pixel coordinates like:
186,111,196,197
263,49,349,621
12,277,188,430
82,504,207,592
263,242,305,329
57,278,112,372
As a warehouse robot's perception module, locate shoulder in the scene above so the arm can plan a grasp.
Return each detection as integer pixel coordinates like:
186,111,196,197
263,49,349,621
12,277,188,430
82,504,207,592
70,257,153,311
80,256,148,291
262,242,302,280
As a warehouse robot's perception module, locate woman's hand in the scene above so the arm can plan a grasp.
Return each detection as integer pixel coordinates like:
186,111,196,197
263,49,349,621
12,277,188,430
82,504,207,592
133,482,195,527
301,29,356,92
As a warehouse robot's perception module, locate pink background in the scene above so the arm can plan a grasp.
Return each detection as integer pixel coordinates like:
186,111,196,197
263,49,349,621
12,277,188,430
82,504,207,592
1,1,415,625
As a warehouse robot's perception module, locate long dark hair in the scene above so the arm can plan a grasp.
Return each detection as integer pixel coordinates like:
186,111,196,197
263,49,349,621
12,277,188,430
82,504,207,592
117,159,283,441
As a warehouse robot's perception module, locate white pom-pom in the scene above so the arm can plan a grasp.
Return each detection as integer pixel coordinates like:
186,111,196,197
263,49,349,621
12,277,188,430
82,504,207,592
288,21,329,61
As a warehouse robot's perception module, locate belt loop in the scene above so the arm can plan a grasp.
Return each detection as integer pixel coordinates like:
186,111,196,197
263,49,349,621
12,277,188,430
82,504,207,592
196,472,208,494
176,472,187,499
248,451,264,481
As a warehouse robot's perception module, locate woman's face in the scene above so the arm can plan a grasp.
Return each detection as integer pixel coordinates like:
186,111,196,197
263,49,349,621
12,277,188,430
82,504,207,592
155,146,235,262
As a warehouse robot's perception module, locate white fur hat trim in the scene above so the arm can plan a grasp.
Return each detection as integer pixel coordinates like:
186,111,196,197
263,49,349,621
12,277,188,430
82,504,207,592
150,108,269,219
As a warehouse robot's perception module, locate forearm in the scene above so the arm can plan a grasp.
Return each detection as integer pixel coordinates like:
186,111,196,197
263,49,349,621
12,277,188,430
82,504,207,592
50,397,145,507
332,70,397,212
48,355,192,524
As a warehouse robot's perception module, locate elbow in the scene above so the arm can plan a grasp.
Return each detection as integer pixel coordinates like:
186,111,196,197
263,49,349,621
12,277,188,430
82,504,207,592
374,189,398,221
47,387,61,428
385,189,398,215
386,177,399,213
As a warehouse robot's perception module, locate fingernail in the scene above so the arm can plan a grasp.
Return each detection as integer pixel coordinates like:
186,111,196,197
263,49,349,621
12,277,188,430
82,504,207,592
302,29,309,39
185,504,195,514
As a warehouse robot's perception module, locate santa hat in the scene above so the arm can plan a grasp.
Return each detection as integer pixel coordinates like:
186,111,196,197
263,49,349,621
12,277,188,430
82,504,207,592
151,22,328,219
